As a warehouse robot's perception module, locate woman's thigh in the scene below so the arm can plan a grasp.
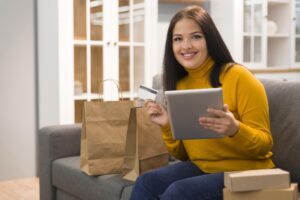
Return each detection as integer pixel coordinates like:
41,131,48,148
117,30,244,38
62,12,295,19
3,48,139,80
130,161,205,200
161,172,224,200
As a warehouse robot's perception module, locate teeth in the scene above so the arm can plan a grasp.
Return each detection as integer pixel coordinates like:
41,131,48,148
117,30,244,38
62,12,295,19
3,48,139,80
182,53,195,58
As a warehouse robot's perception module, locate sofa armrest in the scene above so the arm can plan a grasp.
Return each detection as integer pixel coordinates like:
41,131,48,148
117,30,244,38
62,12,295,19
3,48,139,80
38,124,81,200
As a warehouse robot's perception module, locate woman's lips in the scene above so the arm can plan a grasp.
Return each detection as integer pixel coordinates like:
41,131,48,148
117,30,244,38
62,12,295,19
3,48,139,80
181,52,197,59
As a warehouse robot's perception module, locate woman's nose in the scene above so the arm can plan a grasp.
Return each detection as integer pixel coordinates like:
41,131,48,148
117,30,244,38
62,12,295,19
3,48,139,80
182,39,192,49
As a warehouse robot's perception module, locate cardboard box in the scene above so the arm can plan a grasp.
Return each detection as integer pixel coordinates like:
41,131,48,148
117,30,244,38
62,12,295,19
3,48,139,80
223,183,298,200
224,168,290,192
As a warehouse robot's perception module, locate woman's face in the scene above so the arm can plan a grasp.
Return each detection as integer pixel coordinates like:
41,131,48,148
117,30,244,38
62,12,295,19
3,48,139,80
172,18,208,69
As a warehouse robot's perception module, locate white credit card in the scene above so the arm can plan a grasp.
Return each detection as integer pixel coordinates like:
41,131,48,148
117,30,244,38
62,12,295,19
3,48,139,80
138,85,158,101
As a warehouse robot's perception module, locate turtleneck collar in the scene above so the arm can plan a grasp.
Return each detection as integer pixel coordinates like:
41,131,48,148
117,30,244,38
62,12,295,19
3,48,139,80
184,57,215,79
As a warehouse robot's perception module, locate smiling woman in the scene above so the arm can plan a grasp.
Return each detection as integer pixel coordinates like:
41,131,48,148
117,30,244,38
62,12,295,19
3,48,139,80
130,5,275,200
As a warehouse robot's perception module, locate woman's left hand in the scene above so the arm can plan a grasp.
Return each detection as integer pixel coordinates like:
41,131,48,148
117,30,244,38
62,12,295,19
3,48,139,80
198,104,239,137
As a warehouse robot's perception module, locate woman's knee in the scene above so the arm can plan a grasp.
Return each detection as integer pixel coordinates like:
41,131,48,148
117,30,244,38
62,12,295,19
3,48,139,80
161,181,186,200
133,170,163,195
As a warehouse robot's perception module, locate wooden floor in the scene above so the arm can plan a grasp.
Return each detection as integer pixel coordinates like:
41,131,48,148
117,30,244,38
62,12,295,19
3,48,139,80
0,177,39,200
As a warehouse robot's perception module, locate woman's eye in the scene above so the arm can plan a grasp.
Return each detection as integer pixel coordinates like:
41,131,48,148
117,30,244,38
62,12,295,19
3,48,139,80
192,35,203,40
173,37,182,42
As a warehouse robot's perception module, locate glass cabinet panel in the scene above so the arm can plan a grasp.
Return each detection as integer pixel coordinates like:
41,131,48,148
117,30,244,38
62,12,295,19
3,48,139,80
243,0,263,64
253,36,262,62
296,0,300,34
254,3,263,34
119,47,130,92
244,0,251,33
74,46,87,95
74,0,86,40
295,0,300,62
134,47,144,91
91,46,103,94
295,38,300,62
119,0,130,42
90,0,103,41
243,36,251,62
133,0,145,42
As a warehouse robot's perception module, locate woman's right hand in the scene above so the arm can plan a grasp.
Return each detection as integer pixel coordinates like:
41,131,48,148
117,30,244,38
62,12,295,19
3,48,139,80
144,100,169,127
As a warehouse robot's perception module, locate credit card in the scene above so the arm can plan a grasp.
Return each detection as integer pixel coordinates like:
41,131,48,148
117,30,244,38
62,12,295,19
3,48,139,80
138,85,158,101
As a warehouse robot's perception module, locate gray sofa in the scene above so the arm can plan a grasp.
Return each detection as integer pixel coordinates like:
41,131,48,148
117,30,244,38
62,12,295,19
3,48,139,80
39,78,300,200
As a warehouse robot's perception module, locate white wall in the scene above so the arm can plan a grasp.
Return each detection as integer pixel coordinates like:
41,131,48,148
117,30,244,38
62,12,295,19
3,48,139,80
210,0,240,61
37,0,60,128
0,0,37,180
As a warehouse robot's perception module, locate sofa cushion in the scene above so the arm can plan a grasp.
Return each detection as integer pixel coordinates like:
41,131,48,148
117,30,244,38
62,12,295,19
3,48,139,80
52,156,134,200
260,79,300,185
56,189,80,200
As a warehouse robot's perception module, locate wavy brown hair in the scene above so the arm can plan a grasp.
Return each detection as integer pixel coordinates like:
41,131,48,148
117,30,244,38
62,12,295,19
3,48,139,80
163,5,234,90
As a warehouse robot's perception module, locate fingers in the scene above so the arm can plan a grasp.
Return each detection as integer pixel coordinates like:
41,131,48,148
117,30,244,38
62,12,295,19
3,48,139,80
199,117,227,127
207,108,227,118
223,104,229,112
144,100,163,116
199,104,239,136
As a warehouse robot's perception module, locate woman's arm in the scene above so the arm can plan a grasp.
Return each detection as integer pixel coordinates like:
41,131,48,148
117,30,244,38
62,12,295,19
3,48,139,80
145,100,188,160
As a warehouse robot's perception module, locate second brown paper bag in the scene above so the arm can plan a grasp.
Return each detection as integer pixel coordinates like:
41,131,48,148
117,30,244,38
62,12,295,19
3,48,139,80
122,107,169,181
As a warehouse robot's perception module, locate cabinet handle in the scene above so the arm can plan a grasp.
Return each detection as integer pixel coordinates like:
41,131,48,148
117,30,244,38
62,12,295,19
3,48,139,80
107,41,111,46
113,42,117,46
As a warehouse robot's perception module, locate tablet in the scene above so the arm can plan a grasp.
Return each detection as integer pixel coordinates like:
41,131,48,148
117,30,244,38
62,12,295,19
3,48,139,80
165,88,224,140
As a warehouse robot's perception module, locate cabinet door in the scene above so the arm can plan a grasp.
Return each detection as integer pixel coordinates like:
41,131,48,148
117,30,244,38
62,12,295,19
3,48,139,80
242,0,266,68
73,0,157,122
118,0,147,100
74,0,105,101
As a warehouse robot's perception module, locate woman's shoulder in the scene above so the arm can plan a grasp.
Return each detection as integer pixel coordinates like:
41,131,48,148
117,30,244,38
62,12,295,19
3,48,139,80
221,63,255,83
221,63,264,90
224,63,252,76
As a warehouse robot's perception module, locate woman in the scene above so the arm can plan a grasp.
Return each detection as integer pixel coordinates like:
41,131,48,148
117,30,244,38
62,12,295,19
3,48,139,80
130,5,274,200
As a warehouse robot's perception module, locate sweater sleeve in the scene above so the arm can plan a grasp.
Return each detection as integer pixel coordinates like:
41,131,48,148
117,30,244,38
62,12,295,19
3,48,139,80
225,67,273,158
161,123,189,161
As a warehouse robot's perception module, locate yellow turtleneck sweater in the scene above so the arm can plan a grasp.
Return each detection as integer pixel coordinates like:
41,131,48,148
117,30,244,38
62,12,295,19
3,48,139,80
161,57,275,173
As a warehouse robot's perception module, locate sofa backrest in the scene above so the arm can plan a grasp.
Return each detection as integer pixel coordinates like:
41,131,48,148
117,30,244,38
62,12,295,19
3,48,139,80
260,79,300,185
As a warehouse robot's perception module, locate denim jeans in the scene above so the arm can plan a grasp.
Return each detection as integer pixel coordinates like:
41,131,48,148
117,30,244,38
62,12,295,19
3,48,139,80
130,161,224,200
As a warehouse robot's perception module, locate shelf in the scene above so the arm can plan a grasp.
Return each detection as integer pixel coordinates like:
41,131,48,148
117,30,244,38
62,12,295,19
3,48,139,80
74,40,104,46
268,0,289,5
74,92,137,100
118,41,145,46
251,68,300,74
243,33,264,37
267,34,290,38
159,0,205,4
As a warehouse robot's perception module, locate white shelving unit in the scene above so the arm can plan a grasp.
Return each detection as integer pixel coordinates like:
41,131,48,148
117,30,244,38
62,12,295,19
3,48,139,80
38,0,158,125
211,0,300,70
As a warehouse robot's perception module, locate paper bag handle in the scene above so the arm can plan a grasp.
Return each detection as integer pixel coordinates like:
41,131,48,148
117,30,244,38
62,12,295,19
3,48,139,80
99,79,124,101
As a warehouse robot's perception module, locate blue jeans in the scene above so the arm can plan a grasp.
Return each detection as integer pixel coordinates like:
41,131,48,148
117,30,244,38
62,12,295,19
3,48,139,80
130,161,224,200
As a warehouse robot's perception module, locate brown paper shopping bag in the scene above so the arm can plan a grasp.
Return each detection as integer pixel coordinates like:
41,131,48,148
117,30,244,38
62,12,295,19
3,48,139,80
80,100,134,176
122,107,169,181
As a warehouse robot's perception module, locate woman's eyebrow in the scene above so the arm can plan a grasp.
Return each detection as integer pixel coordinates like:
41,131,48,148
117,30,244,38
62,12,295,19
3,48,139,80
173,31,203,36
190,31,203,34
172,33,182,37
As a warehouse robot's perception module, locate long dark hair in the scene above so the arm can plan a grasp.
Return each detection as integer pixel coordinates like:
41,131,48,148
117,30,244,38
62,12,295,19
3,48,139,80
163,6,234,90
